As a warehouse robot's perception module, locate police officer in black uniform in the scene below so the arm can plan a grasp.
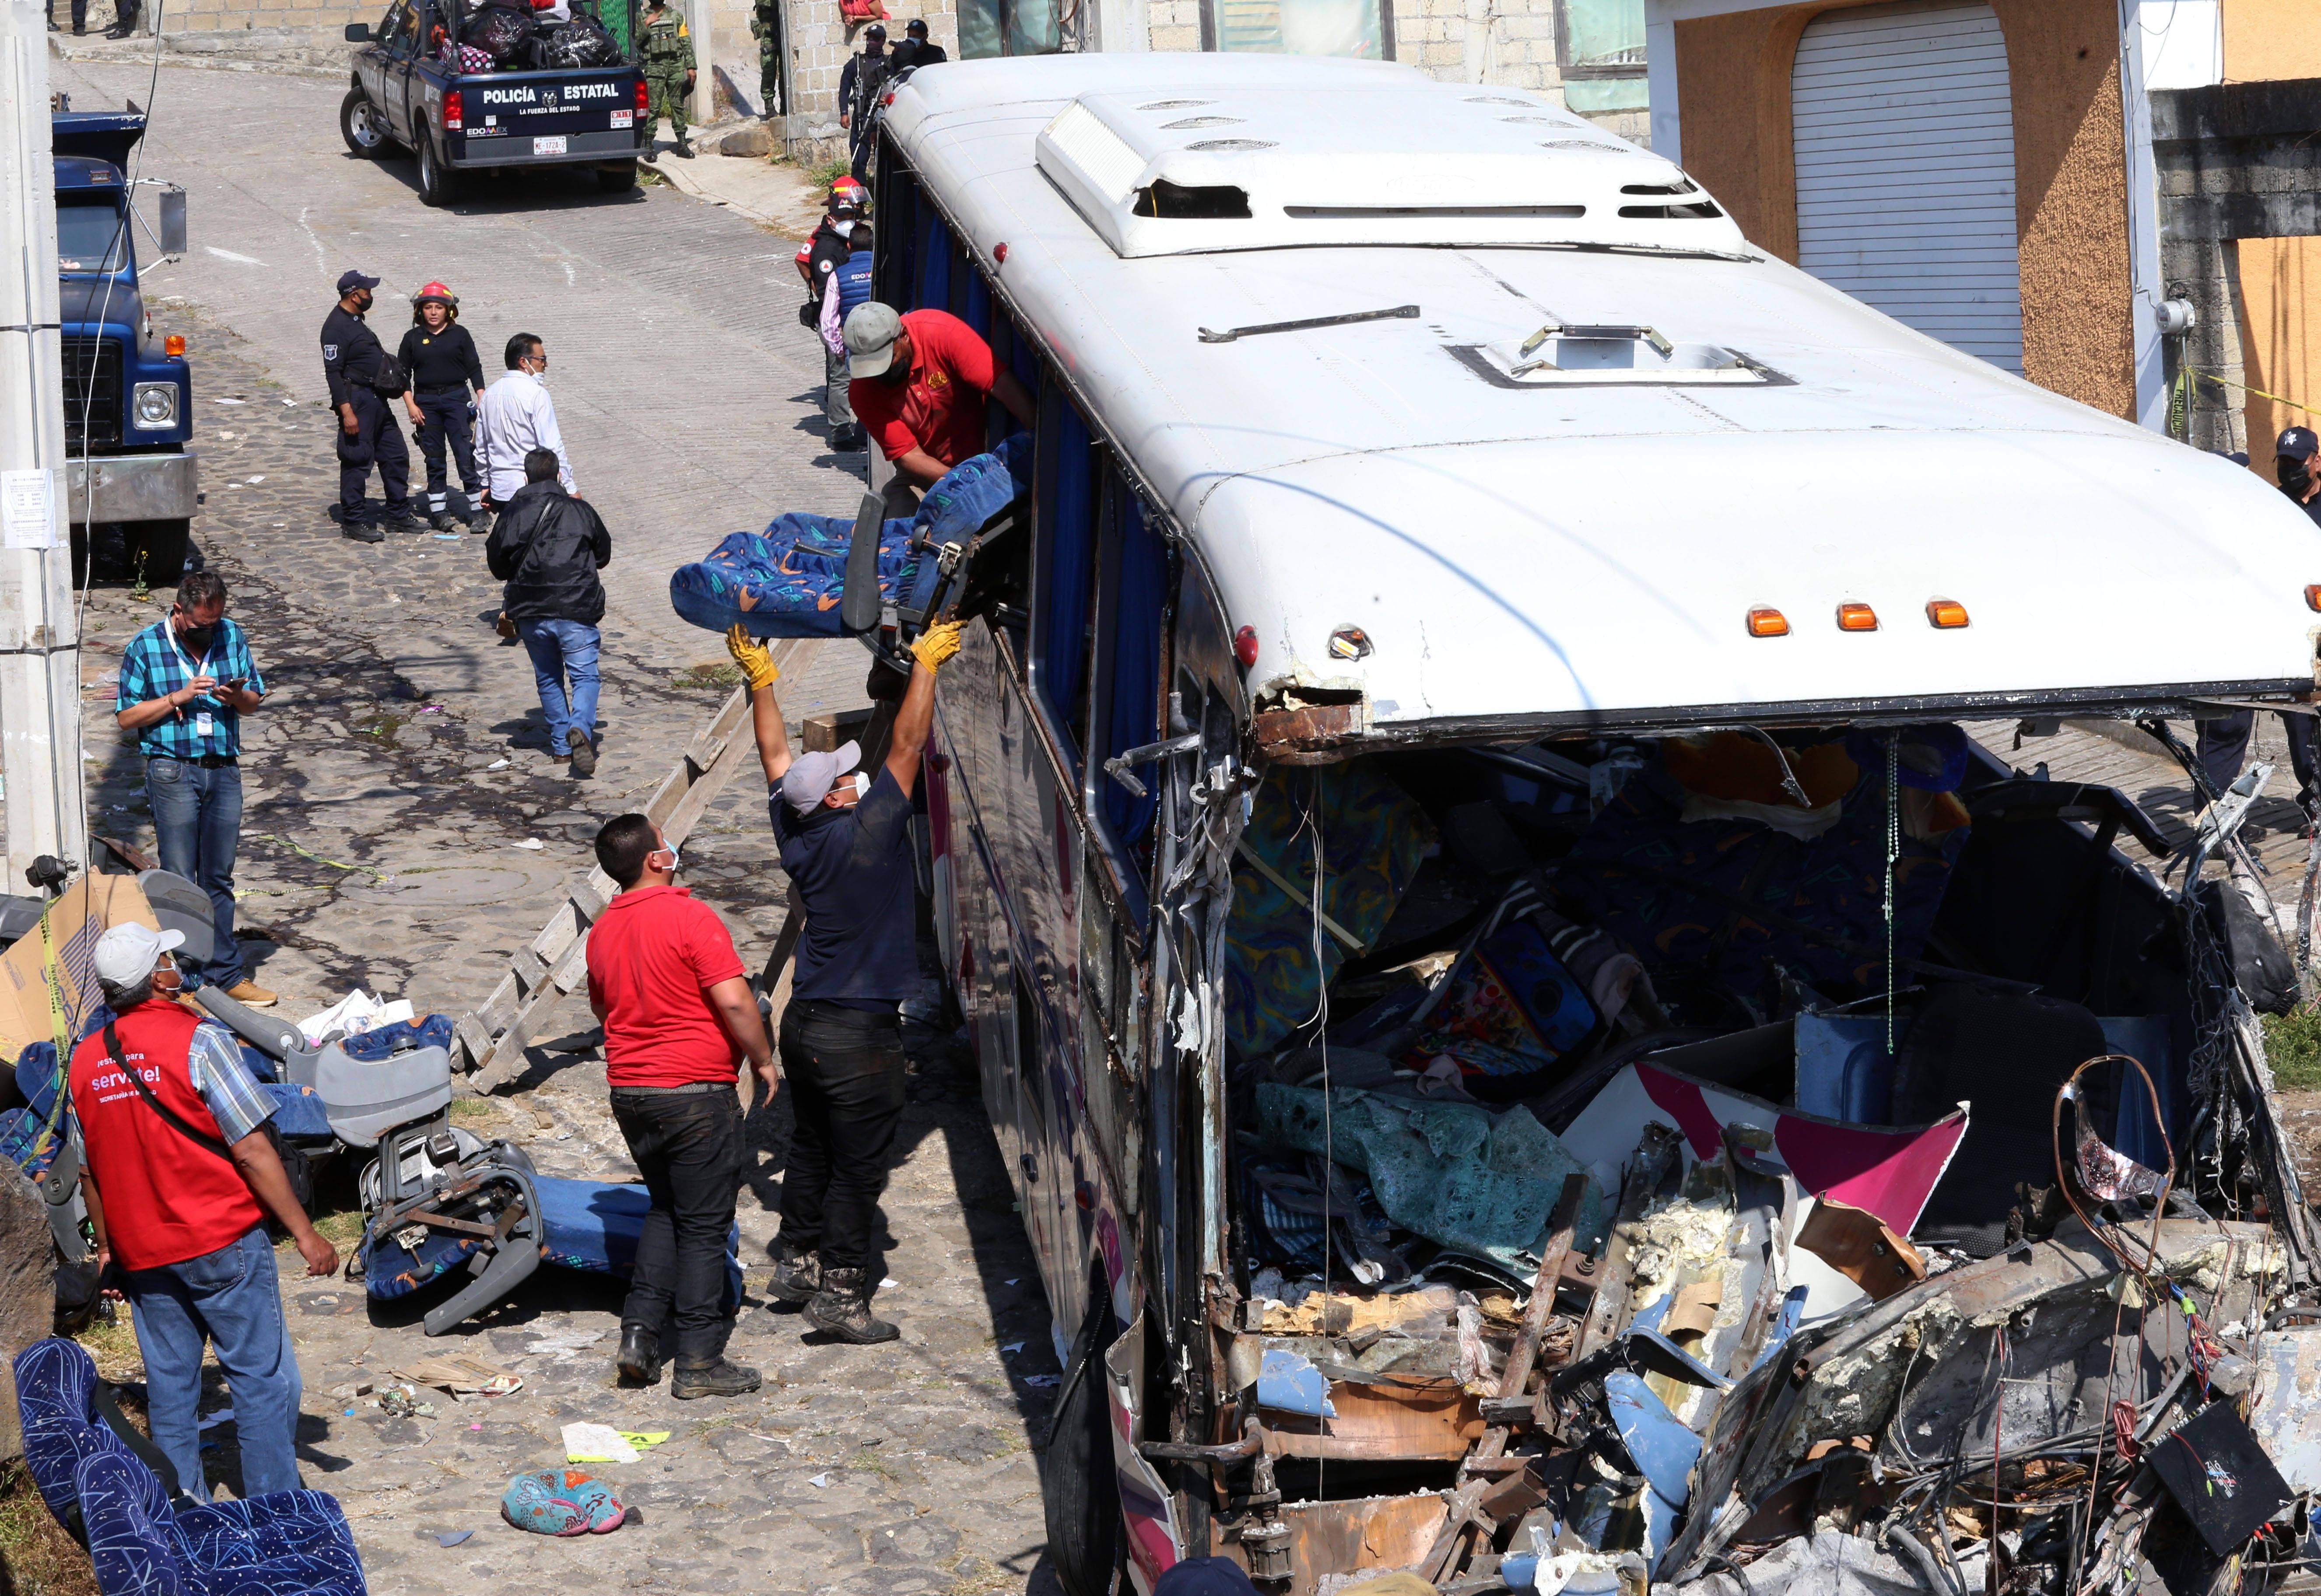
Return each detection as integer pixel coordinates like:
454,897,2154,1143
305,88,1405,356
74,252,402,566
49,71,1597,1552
837,23,889,184
321,270,414,545
887,17,945,70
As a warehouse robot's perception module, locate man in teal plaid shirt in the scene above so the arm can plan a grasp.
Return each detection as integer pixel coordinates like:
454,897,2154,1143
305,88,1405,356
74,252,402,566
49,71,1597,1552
115,571,277,1005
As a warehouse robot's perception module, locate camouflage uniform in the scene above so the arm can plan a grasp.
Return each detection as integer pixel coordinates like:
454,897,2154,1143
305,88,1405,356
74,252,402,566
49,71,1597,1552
748,0,781,114
639,3,695,148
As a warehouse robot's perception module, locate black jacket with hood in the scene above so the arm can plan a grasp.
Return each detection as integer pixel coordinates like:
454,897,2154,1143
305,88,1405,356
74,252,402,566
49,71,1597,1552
486,480,612,624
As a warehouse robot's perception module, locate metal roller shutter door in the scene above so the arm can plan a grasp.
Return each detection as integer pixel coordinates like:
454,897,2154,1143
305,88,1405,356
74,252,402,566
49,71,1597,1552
1791,0,2023,373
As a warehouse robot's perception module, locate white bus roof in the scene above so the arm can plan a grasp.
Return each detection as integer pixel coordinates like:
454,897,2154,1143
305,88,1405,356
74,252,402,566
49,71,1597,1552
885,55,2321,746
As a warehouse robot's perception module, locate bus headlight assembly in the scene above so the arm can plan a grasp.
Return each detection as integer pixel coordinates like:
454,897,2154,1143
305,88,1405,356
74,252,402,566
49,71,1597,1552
133,382,179,429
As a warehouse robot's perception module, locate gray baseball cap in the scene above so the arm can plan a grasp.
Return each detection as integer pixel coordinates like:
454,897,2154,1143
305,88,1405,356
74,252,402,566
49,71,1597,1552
844,302,903,378
781,741,861,813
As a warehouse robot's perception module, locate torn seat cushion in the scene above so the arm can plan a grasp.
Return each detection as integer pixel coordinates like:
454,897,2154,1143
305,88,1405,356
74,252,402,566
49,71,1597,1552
666,437,1031,639
1888,985,2108,1256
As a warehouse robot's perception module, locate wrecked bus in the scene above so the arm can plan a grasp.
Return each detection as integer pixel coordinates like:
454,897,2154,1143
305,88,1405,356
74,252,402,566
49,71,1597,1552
865,51,2321,1596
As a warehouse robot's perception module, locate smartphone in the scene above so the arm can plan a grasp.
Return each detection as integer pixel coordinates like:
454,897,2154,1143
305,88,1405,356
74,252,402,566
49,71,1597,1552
221,677,248,694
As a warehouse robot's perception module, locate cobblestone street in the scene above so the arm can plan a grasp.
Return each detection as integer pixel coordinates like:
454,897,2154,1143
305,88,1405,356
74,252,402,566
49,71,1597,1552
40,56,1063,1596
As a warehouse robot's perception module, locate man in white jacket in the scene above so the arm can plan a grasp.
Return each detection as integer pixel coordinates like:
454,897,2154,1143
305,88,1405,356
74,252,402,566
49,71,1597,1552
475,332,576,513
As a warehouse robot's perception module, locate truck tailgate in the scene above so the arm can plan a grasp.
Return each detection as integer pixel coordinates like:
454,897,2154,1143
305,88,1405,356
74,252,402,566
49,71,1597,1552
446,67,640,158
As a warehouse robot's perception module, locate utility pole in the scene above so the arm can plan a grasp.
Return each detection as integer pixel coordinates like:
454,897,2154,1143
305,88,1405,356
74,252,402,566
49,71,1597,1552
0,0,87,890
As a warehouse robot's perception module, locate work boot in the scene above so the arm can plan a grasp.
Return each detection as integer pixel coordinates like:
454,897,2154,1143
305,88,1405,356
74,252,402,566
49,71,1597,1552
342,520,385,545
381,506,421,534
769,1242,820,1305
222,979,278,1007
804,1267,899,1344
617,1323,663,1385
671,1357,761,1400
567,727,597,778
428,510,458,532
673,140,695,159
830,424,866,454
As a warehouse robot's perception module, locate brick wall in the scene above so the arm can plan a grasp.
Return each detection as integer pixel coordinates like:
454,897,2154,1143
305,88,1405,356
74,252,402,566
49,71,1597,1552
771,0,959,132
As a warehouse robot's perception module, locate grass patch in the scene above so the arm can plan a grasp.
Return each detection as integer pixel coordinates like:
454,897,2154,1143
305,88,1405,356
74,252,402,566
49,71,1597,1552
449,1096,501,1124
73,1309,144,1382
806,155,849,190
0,1459,100,1596
2265,1007,2321,1090
675,662,743,694
848,1447,895,1480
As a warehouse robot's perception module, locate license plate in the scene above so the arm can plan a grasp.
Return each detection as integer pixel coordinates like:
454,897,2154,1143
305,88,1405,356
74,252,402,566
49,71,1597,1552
533,135,568,156
609,109,633,129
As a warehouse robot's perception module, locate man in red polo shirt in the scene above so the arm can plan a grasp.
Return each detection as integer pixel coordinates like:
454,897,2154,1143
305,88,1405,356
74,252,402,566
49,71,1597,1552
70,921,337,1502
586,813,775,1399
844,302,1034,513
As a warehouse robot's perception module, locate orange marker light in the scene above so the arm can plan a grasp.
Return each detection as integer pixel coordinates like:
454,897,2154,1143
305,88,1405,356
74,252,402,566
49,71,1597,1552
2306,585,2321,613
163,334,186,357
1925,598,1970,629
1836,603,1879,632
1746,608,1789,638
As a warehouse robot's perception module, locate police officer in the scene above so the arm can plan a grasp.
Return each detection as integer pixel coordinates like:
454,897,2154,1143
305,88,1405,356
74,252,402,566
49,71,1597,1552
888,17,945,70
838,22,890,183
2198,428,2321,808
639,0,697,160
321,269,414,544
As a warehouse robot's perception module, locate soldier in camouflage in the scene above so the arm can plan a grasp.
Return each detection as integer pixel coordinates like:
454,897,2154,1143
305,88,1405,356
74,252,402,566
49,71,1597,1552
747,0,781,116
639,0,697,159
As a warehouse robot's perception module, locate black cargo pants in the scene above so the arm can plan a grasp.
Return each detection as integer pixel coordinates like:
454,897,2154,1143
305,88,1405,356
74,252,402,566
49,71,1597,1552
775,999,906,1275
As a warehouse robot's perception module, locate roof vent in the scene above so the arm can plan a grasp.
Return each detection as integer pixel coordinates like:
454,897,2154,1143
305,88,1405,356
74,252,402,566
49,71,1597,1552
1188,138,1277,151
1139,98,1213,110
1464,94,1533,105
1165,116,1243,129
1460,323,1778,386
1500,116,1562,125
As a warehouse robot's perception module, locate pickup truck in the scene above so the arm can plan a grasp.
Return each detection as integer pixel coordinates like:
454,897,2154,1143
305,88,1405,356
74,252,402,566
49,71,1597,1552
340,0,648,206
52,108,197,585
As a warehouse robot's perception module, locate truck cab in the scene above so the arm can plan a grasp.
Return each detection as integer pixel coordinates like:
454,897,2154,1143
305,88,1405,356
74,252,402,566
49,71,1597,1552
53,110,197,586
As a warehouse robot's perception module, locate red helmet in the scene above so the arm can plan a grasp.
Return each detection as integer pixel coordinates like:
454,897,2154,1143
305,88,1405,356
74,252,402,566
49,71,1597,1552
829,175,866,201
411,280,458,307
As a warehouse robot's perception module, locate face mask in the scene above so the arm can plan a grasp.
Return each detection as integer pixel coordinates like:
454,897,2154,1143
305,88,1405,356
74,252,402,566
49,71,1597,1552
658,840,681,872
178,622,214,654
852,772,871,799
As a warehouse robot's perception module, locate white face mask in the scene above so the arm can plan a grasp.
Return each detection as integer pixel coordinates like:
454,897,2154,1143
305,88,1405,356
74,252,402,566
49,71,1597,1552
852,772,871,799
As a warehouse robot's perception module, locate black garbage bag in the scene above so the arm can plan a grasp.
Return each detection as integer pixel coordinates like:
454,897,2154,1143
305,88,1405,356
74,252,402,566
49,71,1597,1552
537,12,618,66
466,3,536,63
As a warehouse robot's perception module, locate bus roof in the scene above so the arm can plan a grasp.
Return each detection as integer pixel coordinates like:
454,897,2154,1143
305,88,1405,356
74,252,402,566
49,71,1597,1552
885,55,2321,746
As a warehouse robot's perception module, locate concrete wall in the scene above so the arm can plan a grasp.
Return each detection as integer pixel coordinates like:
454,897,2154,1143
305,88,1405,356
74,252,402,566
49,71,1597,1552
1668,0,2135,419
2223,0,2321,479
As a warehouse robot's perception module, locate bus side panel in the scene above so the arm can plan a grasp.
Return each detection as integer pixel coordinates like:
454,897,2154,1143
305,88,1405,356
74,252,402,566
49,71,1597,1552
992,658,1097,1353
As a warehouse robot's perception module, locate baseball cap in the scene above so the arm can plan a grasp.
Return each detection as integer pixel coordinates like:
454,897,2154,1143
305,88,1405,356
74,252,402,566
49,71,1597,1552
845,302,903,377
905,16,928,32
781,741,861,813
337,269,381,294
2280,427,2319,461
93,922,185,987
865,20,887,36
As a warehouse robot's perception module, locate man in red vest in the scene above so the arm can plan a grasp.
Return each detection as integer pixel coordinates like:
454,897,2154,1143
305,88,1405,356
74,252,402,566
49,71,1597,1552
69,922,339,1500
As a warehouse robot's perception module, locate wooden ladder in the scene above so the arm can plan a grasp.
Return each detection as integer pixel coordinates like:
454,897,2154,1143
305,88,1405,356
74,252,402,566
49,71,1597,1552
453,638,820,1090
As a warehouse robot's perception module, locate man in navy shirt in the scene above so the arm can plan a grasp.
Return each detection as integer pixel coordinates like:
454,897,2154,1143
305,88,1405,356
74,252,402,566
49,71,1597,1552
724,616,962,1343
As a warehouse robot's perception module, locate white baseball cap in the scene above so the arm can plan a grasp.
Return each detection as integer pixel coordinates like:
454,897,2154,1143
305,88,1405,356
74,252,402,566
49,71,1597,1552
781,741,861,813
93,922,185,986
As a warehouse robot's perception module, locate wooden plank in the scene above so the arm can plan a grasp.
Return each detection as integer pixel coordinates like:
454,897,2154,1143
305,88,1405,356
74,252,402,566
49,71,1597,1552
454,644,817,1084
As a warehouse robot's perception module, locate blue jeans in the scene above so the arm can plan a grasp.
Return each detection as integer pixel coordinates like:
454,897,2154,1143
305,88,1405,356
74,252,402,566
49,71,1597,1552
145,756,243,989
125,1225,304,1499
518,618,600,751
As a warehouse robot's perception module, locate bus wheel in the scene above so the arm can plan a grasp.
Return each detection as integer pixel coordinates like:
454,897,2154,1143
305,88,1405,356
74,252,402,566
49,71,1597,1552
1044,1302,1123,1596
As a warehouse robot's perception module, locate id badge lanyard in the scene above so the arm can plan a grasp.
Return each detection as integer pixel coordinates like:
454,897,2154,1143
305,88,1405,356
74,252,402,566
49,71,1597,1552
168,628,221,740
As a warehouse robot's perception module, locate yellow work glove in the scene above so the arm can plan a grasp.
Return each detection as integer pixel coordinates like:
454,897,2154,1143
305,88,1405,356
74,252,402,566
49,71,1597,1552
725,624,779,692
910,619,966,675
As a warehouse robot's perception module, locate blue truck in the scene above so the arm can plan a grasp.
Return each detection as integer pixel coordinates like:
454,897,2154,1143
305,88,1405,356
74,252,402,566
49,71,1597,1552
52,107,197,585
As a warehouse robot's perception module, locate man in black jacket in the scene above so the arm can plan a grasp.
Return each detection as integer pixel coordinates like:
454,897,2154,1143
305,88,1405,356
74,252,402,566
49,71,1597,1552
487,449,613,777
320,269,414,543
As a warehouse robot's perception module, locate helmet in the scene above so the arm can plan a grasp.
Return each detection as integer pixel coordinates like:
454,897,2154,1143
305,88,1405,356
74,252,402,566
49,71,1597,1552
829,175,866,202
411,280,458,308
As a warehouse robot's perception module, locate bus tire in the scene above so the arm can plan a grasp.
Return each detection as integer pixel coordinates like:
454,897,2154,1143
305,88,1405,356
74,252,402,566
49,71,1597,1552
341,88,392,158
1043,1300,1122,1596
125,519,190,587
596,160,638,192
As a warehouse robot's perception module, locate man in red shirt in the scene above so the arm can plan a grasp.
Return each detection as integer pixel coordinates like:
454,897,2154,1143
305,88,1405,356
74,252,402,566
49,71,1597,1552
586,814,775,1399
844,302,1034,513
70,921,338,1501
